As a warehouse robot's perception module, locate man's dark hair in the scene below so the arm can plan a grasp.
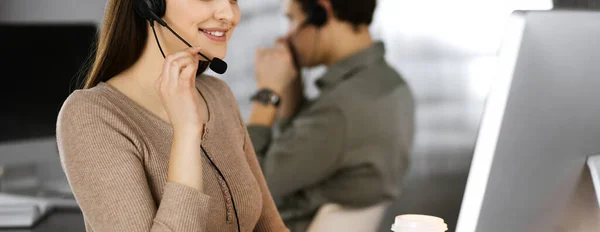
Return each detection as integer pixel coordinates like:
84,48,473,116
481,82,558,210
296,0,377,30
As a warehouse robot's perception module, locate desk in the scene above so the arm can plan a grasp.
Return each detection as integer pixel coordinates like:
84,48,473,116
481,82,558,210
0,210,85,232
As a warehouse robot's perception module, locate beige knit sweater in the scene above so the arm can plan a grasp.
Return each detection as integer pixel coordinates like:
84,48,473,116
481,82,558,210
56,75,289,232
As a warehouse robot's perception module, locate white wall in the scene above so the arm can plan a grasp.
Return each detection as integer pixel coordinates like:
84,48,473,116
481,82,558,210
0,0,283,24
0,0,106,24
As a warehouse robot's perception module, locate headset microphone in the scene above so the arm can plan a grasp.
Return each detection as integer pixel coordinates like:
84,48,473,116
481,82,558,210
137,1,228,74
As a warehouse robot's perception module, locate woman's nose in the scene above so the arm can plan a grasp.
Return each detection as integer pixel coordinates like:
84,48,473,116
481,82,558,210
214,0,235,23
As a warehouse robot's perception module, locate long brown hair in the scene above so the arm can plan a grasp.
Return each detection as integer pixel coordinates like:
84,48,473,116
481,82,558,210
83,0,208,89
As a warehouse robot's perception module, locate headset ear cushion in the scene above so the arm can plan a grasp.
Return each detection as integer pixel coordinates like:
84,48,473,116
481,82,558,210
154,0,166,18
135,0,166,21
310,5,327,27
135,0,153,20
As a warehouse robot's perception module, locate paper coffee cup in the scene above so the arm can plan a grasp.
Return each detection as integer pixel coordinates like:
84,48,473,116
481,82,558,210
391,214,448,232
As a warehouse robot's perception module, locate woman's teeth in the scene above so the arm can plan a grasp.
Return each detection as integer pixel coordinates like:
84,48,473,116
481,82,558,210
201,29,225,37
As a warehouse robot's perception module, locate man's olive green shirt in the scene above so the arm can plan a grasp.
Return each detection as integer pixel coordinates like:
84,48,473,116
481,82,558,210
248,42,414,231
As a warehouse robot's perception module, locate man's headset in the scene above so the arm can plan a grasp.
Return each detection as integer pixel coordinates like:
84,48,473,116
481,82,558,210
135,0,228,74
304,0,328,28
288,0,328,70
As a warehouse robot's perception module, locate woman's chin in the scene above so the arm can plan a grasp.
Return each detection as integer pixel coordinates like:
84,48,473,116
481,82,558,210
202,47,226,61
212,48,227,60
213,54,226,60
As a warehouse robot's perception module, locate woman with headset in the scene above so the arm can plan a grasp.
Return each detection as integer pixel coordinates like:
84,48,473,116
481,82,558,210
56,0,290,231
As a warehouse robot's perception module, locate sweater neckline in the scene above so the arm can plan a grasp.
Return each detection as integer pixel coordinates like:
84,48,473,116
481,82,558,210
96,81,214,137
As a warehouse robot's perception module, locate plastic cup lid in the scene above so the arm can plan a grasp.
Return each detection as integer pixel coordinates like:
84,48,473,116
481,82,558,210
391,214,448,232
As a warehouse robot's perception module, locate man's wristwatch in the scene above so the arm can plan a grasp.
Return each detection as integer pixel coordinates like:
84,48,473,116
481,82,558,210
251,88,281,107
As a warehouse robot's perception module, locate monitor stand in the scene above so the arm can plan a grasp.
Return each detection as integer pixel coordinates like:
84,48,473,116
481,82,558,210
587,154,600,208
554,156,600,231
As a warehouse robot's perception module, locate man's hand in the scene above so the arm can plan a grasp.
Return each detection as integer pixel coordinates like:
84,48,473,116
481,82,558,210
255,39,299,94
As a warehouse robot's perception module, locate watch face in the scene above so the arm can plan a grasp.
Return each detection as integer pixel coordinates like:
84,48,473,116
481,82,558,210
251,89,281,107
260,91,271,101
255,89,280,106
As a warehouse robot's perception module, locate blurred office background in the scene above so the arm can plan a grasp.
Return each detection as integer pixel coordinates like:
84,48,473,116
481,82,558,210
0,0,597,231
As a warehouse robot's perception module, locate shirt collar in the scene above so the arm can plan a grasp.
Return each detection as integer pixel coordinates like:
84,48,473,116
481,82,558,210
316,41,386,90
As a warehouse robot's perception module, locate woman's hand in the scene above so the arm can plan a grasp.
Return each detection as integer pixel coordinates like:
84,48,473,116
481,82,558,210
156,47,208,191
155,47,207,137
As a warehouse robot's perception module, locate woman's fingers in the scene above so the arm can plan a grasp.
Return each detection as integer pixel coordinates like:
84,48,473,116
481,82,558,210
169,56,196,89
158,47,203,92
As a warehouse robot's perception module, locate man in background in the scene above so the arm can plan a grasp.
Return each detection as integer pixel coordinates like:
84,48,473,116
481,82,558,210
247,0,415,230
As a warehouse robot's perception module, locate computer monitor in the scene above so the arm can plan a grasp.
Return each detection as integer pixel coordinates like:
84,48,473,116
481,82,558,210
0,24,96,194
456,10,600,232
0,24,96,143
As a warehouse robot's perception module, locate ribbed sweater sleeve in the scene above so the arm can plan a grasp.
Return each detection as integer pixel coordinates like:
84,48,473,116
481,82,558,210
56,91,211,232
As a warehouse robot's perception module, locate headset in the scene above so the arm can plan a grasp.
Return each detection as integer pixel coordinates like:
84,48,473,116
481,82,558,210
289,0,328,71
304,0,328,28
135,0,228,74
